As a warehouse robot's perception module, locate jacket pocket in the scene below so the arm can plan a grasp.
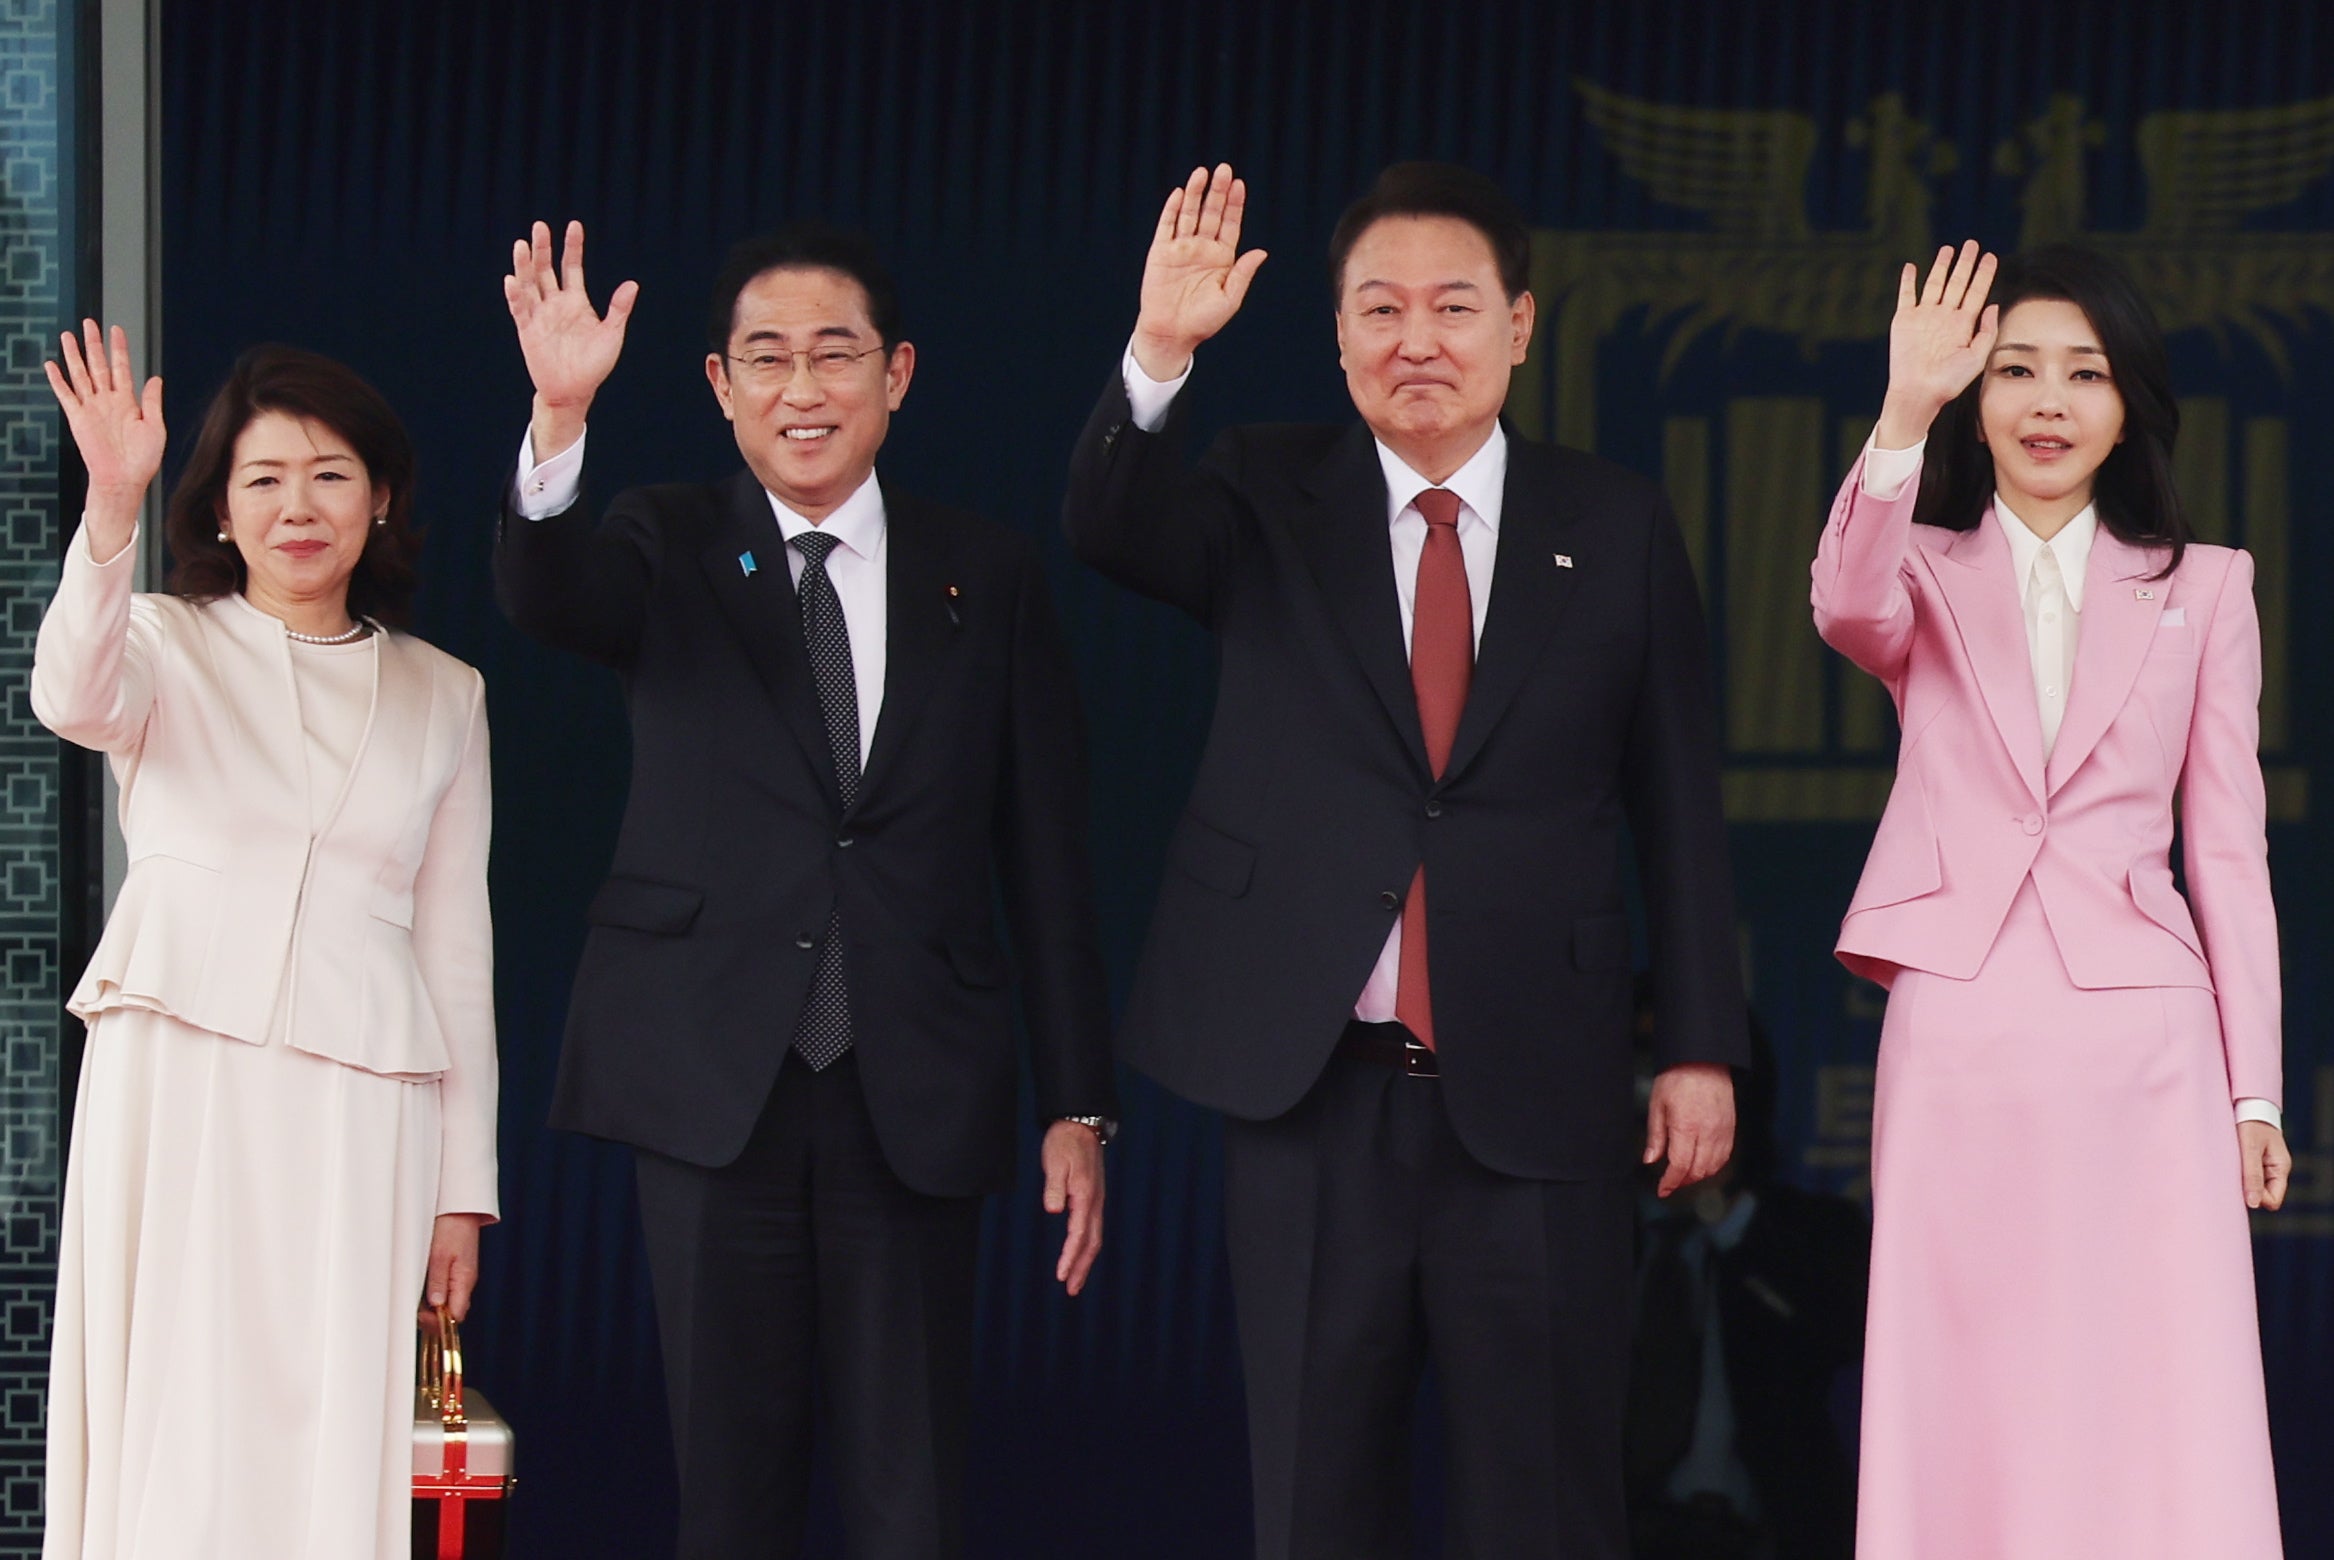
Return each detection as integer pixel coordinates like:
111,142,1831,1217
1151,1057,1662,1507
586,876,705,935
1172,815,1256,898
1571,913,1633,972
1849,771,1943,913
2127,863,2206,960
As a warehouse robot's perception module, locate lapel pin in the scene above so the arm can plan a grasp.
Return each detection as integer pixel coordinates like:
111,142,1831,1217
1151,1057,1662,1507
738,550,758,578
1553,553,1575,569
945,584,962,627
2134,587,2155,600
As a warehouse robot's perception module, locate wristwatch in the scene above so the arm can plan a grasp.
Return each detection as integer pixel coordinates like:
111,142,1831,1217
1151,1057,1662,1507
1060,1114,1118,1146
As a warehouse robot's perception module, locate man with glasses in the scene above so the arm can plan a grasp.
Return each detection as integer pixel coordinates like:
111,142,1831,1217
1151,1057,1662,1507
495,220,1117,1559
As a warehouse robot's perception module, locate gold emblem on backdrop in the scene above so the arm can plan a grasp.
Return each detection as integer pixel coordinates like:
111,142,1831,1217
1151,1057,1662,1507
1512,83,2334,822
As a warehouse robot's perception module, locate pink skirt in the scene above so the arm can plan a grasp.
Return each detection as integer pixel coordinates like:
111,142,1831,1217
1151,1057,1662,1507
1857,881,2283,1559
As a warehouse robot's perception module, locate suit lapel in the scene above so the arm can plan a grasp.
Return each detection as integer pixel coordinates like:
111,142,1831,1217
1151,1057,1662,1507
1443,438,1581,783
857,486,955,810
2045,531,2162,795
1929,518,2046,803
697,472,841,812
1292,425,1429,773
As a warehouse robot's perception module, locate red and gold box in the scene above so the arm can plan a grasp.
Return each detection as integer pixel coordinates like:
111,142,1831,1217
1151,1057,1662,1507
412,1308,515,1559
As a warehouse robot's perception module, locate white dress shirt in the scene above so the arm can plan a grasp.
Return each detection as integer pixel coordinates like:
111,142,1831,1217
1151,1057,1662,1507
1860,439,2279,1132
514,429,888,766
1124,347,1506,1022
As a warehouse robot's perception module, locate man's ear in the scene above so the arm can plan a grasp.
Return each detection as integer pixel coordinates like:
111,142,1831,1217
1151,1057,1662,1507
883,340,916,412
1509,289,1536,366
705,353,737,421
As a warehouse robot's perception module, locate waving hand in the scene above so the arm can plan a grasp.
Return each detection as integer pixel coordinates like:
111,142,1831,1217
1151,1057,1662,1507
505,219,639,461
1132,164,1269,381
1876,240,1999,448
46,321,163,565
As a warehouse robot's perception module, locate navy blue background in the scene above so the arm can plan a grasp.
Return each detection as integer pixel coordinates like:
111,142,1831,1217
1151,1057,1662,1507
154,2,2334,1553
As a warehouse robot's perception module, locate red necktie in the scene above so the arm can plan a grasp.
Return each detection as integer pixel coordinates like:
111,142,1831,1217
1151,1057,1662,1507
1396,488,1472,1050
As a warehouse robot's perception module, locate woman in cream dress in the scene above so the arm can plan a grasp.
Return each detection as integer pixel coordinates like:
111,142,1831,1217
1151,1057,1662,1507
34,324,498,1558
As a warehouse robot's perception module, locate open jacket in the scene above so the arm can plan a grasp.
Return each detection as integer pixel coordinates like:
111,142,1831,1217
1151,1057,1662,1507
31,525,498,1216
1811,451,2280,1108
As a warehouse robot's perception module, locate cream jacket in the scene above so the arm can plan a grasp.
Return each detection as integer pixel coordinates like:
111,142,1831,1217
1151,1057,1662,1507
32,524,498,1216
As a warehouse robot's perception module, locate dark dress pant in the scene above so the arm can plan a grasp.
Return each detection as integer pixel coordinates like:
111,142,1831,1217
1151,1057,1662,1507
635,1052,983,1560
1224,1053,1635,1560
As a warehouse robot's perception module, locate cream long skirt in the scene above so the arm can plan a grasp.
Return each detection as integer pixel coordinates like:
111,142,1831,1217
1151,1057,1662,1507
43,1007,439,1559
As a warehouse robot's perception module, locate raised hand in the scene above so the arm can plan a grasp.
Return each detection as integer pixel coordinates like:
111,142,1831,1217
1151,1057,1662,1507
505,219,639,461
45,321,164,563
1132,164,1269,381
1876,240,1999,448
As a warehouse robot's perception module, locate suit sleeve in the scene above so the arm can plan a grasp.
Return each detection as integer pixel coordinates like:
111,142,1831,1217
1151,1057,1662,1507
1062,370,1250,626
2179,549,2281,1109
995,542,1118,1123
412,670,501,1218
1810,450,1922,686
492,467,659,669
1625,495,1751,1071
31,522,163,755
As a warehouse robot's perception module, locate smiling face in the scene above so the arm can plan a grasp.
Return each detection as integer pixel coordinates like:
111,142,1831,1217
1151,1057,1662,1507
1333,215,1534,482
1978,297,2126,531
221,410,386,625
704,265,914,521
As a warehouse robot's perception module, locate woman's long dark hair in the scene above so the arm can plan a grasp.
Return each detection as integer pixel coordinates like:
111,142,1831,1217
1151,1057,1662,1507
1910,244,2188,577
164,345,422,625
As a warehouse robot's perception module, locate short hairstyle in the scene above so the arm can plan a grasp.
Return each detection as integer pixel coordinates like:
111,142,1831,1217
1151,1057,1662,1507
705,222,903,352
164,345,422,626
1326,161,1533,304
1912,244,2189,576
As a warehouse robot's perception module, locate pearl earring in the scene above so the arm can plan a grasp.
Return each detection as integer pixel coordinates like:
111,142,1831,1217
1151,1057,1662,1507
216,529,229,543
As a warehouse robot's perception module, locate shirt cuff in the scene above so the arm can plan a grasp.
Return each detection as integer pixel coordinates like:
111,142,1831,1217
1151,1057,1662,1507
513,424,587,519
2235,1097,2283,1131
1121,339,1191,433
79,519,139,568
1859,436,1926,502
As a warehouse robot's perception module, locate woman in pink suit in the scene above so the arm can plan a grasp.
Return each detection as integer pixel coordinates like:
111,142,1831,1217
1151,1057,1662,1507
1813,243,2291,1558
34,325,498,1558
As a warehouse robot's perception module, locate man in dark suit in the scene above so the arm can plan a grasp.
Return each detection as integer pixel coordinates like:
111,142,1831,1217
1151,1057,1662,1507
1065,163,1749,1559
495,219,1117,1560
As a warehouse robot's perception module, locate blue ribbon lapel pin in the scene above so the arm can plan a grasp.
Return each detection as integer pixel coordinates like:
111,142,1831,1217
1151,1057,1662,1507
739,550,758,577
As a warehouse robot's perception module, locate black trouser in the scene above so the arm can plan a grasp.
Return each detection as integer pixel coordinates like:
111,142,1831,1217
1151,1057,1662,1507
1224,1049,1635,1560
635,1052,983,1560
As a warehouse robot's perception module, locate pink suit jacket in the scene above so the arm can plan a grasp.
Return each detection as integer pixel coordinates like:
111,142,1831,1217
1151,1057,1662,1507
31,526,499,1216
1811,453,2281,1109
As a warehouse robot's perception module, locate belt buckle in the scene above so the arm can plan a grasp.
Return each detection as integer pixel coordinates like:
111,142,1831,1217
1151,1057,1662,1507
1401,1040,1438,1078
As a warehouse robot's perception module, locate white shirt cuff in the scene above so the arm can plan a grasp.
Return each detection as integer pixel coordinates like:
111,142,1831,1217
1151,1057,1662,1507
2235,1097,2282,1132
1859,436,1926,502
79,519,139,568
1121,340,1191,433
513,425,587,519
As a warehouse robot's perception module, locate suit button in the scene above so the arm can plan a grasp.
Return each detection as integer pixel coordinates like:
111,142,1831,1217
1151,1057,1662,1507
1424,800,1444,819
1379,890,1400,910
2020,813,2044,836
795,933,816,949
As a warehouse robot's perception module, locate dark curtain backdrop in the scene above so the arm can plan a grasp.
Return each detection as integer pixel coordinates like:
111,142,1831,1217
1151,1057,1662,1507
155,1,2334,1554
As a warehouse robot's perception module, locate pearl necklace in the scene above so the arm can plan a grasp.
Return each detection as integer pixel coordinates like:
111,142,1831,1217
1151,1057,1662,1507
284,621,371,646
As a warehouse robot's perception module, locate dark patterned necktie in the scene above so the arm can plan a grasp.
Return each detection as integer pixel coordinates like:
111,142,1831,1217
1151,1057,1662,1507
1396,488,1473,1051
789,529,861,1070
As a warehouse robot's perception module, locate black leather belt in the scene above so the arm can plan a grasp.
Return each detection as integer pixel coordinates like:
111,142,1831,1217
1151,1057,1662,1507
1337,1019,1438,1078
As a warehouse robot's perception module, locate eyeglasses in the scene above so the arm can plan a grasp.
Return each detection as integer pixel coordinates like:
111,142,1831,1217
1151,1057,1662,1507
724,344,888,384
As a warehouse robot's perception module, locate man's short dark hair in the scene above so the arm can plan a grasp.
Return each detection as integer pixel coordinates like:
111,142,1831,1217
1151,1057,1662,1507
706,222,903,352
1326,162,1532,304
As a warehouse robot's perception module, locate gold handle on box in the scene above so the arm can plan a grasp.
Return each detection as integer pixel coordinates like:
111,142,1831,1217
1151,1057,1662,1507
419,1303,467,1431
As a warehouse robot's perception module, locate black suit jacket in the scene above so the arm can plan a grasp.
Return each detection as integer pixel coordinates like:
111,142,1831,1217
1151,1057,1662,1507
1065,377,1747,1179
498,469,1115,1197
